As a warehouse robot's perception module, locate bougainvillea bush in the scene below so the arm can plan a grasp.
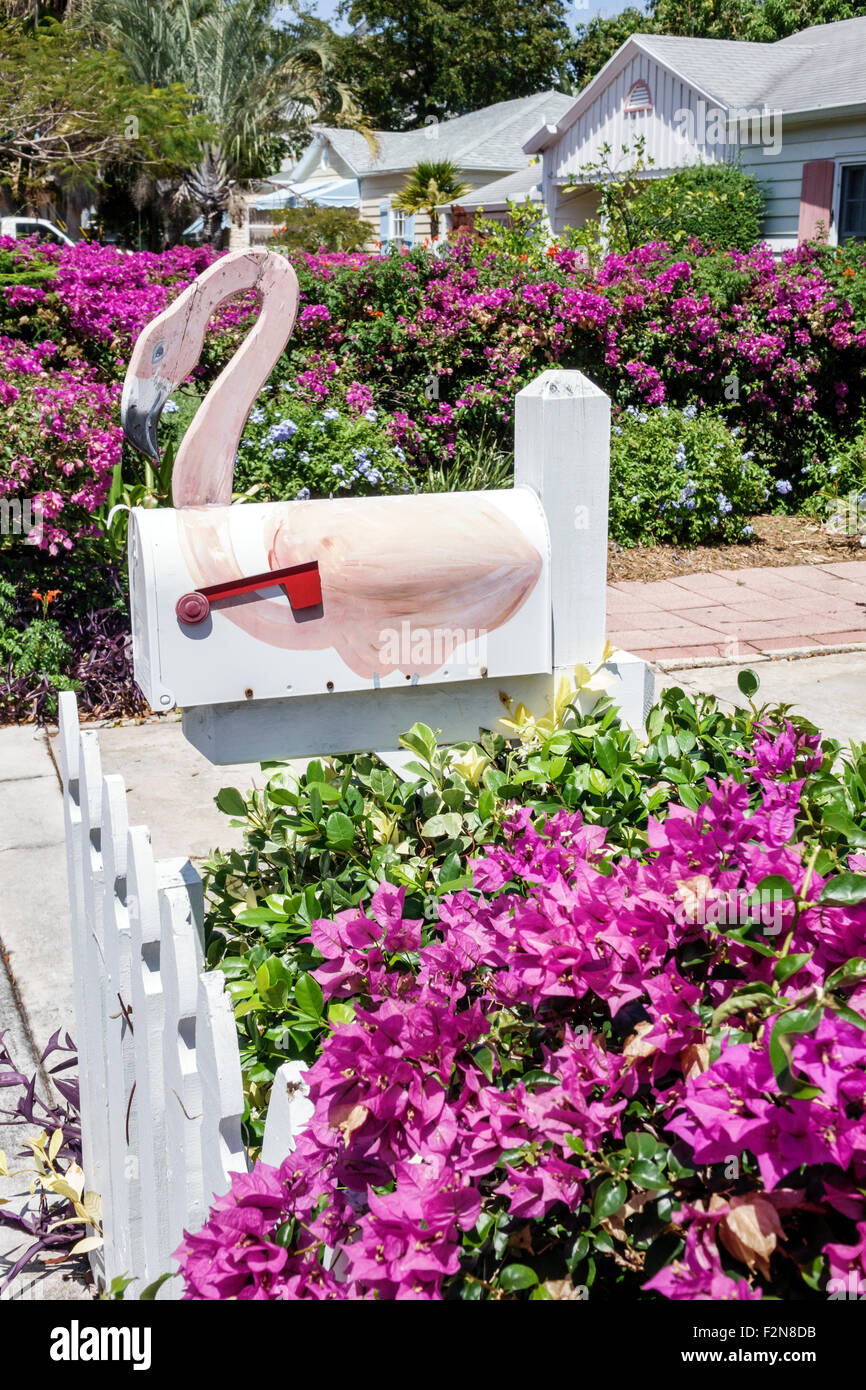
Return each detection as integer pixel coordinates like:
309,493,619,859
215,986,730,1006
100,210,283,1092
182,677,866,1300
2,231,866,720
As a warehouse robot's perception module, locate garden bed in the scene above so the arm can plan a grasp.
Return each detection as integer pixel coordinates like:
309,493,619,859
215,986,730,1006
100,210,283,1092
608,514,866,583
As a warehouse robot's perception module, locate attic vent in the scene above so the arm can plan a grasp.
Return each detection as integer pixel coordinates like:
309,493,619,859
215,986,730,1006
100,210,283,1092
625,79,653,114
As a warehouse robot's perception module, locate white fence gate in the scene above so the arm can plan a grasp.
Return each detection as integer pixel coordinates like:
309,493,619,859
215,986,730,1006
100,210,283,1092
58,691,312,1297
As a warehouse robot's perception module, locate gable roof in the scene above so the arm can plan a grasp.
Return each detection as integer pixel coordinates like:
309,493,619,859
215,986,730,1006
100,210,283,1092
437,163,544,210
306,91,574,177
525,18,866,154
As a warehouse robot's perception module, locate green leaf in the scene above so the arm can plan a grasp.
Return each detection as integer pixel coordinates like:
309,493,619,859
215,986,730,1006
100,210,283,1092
420,812,463,838
737,668,760,699
773,953,812,984
593,1177,627,1223
822,807,866,849
819,873,866,907
140,1272,177,1300
472,1046,495,1083
625,1132,659,1159
294,973,324,1018
499,1263,538,1292
827,999,866,1032
628,1158,668,1190
826,957,866,989
215,787,246,817
594,734,619,776
711,984,775,1029
325,811,355,849
747,874,797,904
768,1006,823,1096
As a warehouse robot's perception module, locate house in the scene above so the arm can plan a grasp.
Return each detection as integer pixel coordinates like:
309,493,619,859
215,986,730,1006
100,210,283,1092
267,90,573,247
439,164,545,230
524,18,866,252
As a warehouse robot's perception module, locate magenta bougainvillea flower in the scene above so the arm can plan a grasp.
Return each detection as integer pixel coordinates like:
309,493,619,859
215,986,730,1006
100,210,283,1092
175,720,866,1300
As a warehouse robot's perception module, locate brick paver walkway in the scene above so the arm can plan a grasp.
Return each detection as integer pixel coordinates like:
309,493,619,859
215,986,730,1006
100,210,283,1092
607,560,866,663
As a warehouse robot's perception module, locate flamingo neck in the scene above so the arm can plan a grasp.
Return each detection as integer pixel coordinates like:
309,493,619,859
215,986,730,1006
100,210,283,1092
172,252,299,508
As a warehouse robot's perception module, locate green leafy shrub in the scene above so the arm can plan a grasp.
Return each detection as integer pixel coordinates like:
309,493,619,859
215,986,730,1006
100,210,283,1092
609,403,769,546
627,163,765,252
270,206,369,254
233,389,411,502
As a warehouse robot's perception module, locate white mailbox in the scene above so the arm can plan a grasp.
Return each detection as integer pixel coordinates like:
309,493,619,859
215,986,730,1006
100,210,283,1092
121,247,649,762
128,488,551,711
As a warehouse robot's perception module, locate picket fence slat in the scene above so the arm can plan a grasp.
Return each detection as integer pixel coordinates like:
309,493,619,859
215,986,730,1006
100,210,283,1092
57,693,308,1297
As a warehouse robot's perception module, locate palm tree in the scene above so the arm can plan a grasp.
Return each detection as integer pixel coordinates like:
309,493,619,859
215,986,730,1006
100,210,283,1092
393,159,470,241
77,0,370,245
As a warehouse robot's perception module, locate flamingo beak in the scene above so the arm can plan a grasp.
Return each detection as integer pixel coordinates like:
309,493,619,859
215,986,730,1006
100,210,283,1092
121,371,171,461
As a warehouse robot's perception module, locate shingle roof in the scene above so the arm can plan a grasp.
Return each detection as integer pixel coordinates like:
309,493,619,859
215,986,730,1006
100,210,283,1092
527,18,866,154
439,164,544,209
635,23,866,112
319,91,574,175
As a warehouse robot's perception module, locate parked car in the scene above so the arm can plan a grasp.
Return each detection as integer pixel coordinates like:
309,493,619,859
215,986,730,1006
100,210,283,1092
0,216,76,247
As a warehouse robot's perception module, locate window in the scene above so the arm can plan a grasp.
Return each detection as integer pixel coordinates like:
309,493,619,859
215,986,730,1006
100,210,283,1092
391,207,407,240
840,164,866,240
625,79,652,114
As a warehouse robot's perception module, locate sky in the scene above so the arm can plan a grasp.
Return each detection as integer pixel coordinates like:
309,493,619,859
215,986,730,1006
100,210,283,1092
276,2,633,34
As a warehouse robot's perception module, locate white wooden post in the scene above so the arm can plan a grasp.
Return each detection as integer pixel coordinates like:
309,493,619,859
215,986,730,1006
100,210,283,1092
514,370,653,728
126,827,174,1287
514,369,610,669
159,877,206,1253
196,973,248,1201
261,1061,314,1166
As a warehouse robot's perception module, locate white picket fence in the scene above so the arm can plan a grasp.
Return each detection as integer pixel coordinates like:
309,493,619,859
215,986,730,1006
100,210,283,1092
57,690,313,1297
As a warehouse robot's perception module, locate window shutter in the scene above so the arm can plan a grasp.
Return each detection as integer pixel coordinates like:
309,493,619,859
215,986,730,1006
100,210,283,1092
379,200,389,243
798,160,835,243
404,212,415,244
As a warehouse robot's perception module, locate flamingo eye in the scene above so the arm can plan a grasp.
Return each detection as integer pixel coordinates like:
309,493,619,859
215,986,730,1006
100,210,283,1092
151,342,166,365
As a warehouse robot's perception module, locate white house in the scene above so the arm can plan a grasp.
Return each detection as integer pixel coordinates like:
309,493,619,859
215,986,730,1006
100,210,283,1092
265,90,573,247
524,18,866,252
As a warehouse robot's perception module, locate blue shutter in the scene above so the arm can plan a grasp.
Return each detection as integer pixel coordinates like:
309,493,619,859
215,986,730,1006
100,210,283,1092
379,200,389,244
404,212,415,245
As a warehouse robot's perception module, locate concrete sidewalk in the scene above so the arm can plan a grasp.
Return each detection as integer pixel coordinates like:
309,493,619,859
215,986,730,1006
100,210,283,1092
608,559,866,662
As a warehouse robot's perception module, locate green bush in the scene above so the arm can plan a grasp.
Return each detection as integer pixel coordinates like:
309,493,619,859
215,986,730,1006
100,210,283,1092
271,205,369,254
627,163,765,252
609,403,769,546
233,389,411,501
799,412,866,534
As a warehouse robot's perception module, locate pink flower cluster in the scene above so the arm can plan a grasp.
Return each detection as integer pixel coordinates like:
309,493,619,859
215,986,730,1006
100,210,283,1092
0,334,121,552
177,721,866,1300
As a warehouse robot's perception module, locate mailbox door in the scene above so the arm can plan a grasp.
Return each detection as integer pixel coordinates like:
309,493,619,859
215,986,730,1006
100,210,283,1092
129,487,551,709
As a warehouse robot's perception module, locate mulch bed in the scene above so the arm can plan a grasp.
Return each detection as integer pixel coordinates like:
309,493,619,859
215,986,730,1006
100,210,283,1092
608,514,866,584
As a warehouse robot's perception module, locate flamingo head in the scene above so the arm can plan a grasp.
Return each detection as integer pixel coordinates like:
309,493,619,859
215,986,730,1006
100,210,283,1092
121,295,205,460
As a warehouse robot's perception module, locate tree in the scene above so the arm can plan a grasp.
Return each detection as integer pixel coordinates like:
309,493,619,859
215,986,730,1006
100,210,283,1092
567,0,866,91
78,0,368,244
567,9,655,90
0,17,208,209
393,160,469,239
332,0,575,130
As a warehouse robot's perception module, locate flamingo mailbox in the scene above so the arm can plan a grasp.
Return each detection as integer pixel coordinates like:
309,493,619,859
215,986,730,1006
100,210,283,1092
121,249,650,764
